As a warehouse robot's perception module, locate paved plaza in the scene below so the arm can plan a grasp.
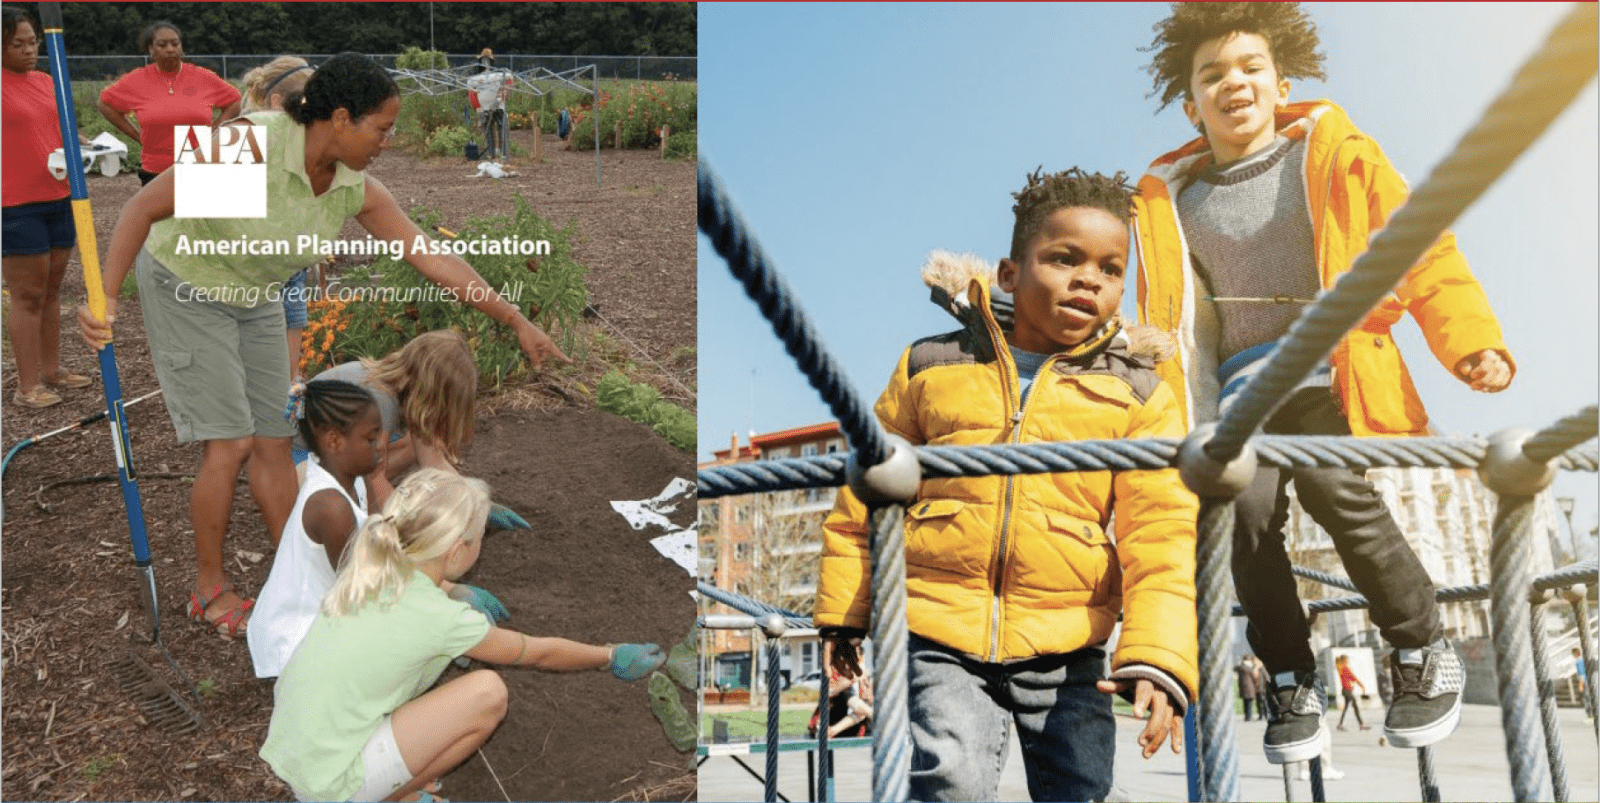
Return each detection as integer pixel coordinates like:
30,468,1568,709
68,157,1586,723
698,703,1598,802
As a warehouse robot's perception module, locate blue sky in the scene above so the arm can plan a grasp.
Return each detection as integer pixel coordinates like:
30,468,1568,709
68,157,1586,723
696,3,1598,538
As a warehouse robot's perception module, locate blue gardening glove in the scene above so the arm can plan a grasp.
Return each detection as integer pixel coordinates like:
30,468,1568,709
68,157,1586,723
487,502,530,531
447,583,510,624
609,643,666,681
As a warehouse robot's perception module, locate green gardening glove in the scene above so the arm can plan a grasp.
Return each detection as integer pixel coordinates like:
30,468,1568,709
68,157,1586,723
609,643,666,681
447,583,510,624
488,503,530,531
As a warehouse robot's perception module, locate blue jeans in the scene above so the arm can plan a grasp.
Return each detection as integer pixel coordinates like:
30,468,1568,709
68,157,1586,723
907,633,1114,802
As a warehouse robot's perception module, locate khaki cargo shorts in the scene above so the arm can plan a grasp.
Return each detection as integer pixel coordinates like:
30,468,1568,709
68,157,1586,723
136,248,293,443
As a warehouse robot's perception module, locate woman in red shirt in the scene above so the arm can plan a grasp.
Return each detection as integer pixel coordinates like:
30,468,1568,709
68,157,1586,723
96,20,239,184
1335,654,1370,731
1,5,91,408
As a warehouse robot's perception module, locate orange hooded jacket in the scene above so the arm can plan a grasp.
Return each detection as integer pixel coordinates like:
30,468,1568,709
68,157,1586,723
1132,100,1514,435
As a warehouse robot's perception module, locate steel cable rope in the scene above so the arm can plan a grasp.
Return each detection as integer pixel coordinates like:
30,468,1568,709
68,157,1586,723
1522,406,1599,465
698,436,1596,498
697,581,812,630
1285,562,1598,616
1203,5,1598,463
1528,595,1572,801
1490,499,1554,801
1196,501,1240,801
698,161,889,467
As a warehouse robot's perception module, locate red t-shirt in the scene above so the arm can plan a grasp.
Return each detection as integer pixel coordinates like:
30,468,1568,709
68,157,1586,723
1338,664,1358,692
99,63,240,173
2,69,71,207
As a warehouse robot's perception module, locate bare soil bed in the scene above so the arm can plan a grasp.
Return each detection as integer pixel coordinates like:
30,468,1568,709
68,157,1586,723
1,127,698,801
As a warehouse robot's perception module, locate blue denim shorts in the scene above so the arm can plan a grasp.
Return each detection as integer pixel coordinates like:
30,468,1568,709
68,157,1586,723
2,198,76,256
282,269,310,330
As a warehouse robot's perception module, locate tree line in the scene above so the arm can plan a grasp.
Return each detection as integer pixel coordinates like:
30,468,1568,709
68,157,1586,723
49,2,695,57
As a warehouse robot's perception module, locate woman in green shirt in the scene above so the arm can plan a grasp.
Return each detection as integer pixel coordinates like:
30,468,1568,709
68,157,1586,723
77,53,567,639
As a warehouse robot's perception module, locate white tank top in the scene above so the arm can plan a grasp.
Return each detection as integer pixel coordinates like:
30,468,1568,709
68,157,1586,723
248,457,367,679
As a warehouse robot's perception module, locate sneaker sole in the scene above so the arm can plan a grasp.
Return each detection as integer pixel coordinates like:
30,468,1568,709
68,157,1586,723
1264,722,1327,764
1385,695,1462,748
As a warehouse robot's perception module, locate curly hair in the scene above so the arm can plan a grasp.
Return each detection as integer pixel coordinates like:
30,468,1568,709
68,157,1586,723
1009,167,1135,261
284,52,398,126
1143,2,1325,112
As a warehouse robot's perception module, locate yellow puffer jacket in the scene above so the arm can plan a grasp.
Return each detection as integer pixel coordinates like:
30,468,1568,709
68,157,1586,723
1132,100,1515,435
813,273,1199,700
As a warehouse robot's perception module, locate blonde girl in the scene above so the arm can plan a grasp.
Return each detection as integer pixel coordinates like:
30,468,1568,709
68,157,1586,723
365,329,477,476
241,56,312,114
260,469,664,802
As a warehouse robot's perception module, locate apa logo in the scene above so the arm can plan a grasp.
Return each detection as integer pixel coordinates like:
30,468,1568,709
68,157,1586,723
173,124,268,219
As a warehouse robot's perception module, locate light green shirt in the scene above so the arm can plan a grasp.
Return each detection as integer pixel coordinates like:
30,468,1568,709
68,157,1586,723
145,111,366,307
259,569,491,801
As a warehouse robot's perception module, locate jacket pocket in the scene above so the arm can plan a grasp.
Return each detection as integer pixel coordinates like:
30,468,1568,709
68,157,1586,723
1045,511,1108,545
1346,334,1428,434
903,498,987,577
1041,511,1116,605
158,349,193,373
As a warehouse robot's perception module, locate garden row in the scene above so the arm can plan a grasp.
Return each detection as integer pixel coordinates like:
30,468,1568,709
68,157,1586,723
65,47,698,171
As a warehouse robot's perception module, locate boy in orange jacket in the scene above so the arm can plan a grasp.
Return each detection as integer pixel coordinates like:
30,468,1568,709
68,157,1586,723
1132,3,1514,763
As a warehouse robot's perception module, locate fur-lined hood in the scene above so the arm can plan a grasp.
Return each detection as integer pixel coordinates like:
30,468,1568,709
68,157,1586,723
919,249,1176,363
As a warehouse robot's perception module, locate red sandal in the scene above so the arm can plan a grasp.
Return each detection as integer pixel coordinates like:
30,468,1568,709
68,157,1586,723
186,584,254,638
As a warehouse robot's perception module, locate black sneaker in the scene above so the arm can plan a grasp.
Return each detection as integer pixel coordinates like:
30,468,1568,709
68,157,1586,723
1263,670,1327,764
1385,638,1464,748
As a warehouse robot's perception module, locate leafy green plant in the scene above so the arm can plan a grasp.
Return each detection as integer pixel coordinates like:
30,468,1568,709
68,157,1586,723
197,678,217,697
395,46,449,71
397,93,468,152
664,130,697,160
570,80,696,151
425,124,473,157
300,197,589,390
596,369,694,452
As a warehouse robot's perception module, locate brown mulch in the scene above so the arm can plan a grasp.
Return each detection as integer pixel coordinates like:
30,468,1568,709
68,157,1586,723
1,127,697,801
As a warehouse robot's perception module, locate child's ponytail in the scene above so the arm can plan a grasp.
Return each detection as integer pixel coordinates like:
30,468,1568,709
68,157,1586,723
323,468,491,616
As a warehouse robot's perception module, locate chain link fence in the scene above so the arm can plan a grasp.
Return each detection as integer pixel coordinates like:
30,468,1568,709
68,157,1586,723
53,54,695,82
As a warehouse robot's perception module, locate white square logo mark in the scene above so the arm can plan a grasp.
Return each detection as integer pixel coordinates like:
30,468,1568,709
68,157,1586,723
173,125,267,219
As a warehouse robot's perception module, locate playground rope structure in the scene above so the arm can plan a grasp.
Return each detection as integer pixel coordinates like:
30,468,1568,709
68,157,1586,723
696,6,1598,802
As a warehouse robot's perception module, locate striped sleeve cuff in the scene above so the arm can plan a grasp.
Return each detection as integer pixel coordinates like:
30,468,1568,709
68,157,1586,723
1108,663,1189,716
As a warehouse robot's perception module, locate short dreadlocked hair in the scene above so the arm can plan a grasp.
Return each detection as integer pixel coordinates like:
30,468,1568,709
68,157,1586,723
1143,2,1326,113
1009,167,1134,261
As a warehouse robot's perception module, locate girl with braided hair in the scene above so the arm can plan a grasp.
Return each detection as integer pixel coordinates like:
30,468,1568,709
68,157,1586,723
248,378,378,666
261,469,665,803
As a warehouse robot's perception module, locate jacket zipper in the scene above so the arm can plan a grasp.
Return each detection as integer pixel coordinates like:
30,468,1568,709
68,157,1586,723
981,303,1047,662
1314,136,1349,390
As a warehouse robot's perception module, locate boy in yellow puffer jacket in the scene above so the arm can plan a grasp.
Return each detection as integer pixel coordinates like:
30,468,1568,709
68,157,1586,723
816,168,1199,802
1134,2,1515,764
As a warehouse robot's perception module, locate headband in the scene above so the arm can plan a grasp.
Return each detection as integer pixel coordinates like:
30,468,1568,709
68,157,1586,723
260,64,313,100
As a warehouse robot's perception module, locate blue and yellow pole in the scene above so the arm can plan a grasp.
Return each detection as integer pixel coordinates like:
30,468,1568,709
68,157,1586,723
38,2,160,641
